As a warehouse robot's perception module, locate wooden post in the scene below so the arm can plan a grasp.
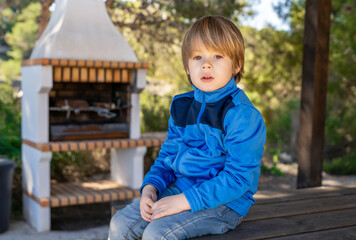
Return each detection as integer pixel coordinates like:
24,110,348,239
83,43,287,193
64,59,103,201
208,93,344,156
297,0,331,188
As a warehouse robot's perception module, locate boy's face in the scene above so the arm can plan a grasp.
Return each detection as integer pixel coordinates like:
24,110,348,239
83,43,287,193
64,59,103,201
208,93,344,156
187,38,238,92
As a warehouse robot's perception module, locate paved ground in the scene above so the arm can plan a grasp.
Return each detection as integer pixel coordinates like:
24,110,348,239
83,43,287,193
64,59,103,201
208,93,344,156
2,162,356,240
1,221,109,240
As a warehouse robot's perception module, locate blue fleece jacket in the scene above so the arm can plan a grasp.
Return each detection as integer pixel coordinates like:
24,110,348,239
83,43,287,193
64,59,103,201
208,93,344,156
140,77,266,217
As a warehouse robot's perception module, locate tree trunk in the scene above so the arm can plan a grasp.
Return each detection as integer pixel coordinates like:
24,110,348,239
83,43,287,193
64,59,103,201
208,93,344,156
37,0,54,40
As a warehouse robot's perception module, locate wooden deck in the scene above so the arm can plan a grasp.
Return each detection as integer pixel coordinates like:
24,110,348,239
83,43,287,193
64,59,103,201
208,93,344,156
23,179,140,208
195,185,356,239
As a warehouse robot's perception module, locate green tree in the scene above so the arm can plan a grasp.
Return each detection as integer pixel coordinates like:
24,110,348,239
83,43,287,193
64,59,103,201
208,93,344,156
272,0,356,173
325,0,356,172
1,2,41,82
0,2,40,162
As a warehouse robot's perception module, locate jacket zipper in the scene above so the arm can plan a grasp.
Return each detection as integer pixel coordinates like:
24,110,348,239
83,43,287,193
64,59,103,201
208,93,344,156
196,93,205,123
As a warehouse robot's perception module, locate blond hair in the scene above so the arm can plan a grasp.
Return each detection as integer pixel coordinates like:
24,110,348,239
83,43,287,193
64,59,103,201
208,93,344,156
182,15,245,84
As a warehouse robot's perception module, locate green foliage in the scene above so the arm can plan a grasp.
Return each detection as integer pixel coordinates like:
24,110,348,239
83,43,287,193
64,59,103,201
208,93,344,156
241,24,303,124
0,83,21,164
269,0,356,175
261,163,285,176
0,59,21,81
0,2,40,81
169,0,252,24
140,91,172,132
261,148,285,177
267,99,299,149
51,151,90,182
325,0,356,153
5,2,40,60
324,150,356,175
51,150,109,182
0,2,39,164
319,0,356,174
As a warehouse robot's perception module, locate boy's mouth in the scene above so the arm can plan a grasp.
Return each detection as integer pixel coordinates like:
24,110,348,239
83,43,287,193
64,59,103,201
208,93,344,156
201,75,214,82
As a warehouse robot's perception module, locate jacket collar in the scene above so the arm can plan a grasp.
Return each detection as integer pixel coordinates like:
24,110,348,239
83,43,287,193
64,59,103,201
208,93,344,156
193,77,239,103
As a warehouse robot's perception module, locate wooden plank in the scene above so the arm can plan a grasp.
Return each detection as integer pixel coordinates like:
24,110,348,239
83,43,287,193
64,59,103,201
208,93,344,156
106,69,113,82
51,183,70,207
60,59,68,66
246,193,356,221
73,182,96,204
78,59,85,67
114,69,121,82
268,225,356,240
22,133,167,152
80,67,88,82
116,187,129,201
69,59,77,67
62,67,71,82
111,62,119,68
254,185,356,204
55,182,77,205
65,182,86,205
53,67,62,82
68,182,95,205
89,68,96,82
72,67,79,82
122,69,128,82
50,196,60,207
51,59,59,66
51,183,67,207
297,0,332,188
97,68,105,82
86,60,94,67
99,188,111,202
94,60,103,68
194,208,356,240
22,58,149,69
48,180,141,208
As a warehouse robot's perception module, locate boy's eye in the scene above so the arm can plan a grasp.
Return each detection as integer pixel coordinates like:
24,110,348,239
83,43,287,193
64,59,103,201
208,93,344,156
193,56,201,60
214,55,223,59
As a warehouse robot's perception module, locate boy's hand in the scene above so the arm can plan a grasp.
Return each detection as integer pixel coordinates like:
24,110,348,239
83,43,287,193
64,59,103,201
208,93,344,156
140,184,158,222
151,193,191,221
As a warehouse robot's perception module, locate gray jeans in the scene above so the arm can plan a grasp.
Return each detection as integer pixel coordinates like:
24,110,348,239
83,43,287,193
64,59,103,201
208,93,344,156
108,186,243,240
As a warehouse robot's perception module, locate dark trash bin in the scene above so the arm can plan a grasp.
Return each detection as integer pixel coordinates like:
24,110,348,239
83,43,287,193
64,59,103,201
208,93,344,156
0,158,16,233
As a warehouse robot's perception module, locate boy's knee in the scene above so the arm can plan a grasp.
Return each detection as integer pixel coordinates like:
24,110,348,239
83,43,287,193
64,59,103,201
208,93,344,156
142,223,166,240
142,221,186,240
109,212,132,240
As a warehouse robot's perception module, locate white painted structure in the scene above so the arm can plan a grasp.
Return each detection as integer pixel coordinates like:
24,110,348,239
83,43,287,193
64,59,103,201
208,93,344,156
30,0,137,62
21,0,146,232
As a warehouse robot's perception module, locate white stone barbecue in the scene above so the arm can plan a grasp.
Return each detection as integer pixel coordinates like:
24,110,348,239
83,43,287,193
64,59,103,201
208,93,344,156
21,0,147,232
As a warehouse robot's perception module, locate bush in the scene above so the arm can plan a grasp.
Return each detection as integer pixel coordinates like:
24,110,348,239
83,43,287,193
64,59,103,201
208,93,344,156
0,84,21,164
51,150,110,183
140,91,171,132
261,164,285,176
324,150,356,175
266,98,300,162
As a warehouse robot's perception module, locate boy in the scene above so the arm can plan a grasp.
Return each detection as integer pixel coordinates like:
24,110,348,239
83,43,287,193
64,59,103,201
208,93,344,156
109,15,266,240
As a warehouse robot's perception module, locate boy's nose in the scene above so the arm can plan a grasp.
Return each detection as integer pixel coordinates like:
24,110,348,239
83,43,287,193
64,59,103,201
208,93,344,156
202,60,212,69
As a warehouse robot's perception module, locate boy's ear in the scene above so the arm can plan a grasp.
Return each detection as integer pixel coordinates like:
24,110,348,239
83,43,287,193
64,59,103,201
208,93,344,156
234,66,241,75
